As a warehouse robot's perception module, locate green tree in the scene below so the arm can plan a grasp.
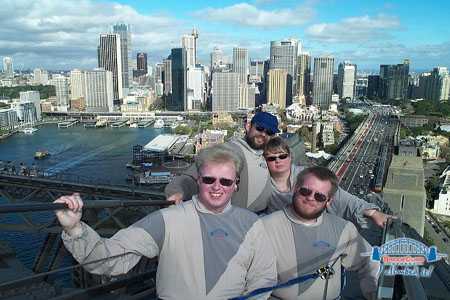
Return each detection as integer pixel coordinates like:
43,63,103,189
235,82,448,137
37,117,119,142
0,84,56,99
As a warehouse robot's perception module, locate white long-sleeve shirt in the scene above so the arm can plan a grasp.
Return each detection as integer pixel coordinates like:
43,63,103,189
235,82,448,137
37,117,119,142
62,196,277,299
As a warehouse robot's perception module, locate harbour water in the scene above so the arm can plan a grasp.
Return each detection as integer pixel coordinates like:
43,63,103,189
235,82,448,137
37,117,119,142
0,124,169,270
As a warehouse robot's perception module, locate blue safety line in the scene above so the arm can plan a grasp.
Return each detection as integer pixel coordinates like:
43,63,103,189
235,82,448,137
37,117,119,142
229,272,319,300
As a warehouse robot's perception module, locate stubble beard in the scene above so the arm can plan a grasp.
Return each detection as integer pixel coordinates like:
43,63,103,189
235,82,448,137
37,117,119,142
245,134,265,150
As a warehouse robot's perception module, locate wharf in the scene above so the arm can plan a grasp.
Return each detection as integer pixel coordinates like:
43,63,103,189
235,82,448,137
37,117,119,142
138,120,154,128
57,119,78,128
110,120,128,128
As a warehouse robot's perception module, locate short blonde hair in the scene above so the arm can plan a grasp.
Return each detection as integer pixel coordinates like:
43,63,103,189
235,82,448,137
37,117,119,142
195,144,242,176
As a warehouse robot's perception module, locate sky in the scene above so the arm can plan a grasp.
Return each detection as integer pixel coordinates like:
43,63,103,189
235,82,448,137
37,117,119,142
1,0,449,72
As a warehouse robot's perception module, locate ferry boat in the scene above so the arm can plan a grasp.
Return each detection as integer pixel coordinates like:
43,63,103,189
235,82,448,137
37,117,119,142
34,150,50,160
21,127,38,134
153,119,164,128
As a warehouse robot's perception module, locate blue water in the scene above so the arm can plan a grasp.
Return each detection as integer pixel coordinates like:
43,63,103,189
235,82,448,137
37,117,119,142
0,124,169,273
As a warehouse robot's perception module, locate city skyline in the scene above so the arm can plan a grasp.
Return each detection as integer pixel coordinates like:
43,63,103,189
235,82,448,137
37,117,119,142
1,0,449,71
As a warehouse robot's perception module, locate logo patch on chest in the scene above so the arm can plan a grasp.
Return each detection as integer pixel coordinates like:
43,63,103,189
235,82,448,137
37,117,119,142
313,240,331,249
209,228,229,240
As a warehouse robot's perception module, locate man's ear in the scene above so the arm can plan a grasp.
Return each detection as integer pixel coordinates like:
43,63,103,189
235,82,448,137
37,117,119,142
326,197,333,208
245,122,251,133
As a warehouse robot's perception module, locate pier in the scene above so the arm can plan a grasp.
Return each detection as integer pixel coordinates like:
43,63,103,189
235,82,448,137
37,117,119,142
138,120,154,128
57,119,78,128
110,120,128,128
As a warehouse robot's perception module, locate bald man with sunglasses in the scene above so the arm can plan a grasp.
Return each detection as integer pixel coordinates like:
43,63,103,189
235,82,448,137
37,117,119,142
165,111,279,213
54,144,276,299
262,166,378,300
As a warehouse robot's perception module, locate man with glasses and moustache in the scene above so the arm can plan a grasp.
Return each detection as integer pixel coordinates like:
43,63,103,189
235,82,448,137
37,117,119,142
262,166,378,300
54,144,277,300
166,111,279,213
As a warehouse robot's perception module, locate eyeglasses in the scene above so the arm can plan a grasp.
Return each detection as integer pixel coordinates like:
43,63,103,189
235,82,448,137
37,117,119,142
254,125,275,136
296,187,328,202
201,176,236,187
265,153,289,162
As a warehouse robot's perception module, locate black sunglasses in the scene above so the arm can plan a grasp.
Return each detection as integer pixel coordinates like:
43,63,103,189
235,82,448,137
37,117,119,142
296,187,328,202
254,125,275,136
265,153,289,162
201,176,236,187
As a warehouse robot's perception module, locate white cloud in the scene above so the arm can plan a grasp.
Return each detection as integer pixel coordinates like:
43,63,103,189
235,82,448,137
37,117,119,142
0,0,183,69
305,14,401,43
194,2,315,28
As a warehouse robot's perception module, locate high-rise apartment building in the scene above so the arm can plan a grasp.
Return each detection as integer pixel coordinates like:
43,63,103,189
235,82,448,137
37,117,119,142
269,39,299,104
379,59,409,101
181,29,198,68
422,67,450,102
163,58,172,96
267,69,288,108
136,52,148,77
232,47,249,85
2,57,13,77
312,56,334,109
70,69,85,100
112,23,131,93
0,108,18,131
212,72,240,112
33,68,49,85
98,33,123,102
337,61,356,100
169,48,187,111
51,75,70,112
210,47,223,69
19,91,41,121
296,53,311,104
83,69,114,112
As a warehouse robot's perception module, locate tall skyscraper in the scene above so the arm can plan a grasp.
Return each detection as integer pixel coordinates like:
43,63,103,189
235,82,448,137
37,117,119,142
312,56,334,109
187,67,205,111
98,33,123,102
181,29,198,68
163,58,172,96
296,53,311,104
232,47,249,85
2,57,13,77
136,52,148,77
337,61,356,100
267,69,288,108
154,63,164,84
70,69,85,100
270,39,299,104
112,23,131,94
212,72,240,112
249,60,265,82
84,69,114,112
210,47,223,69
169,48,187,111
367,75,380,99
51,75,70,112
379,59,409,101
